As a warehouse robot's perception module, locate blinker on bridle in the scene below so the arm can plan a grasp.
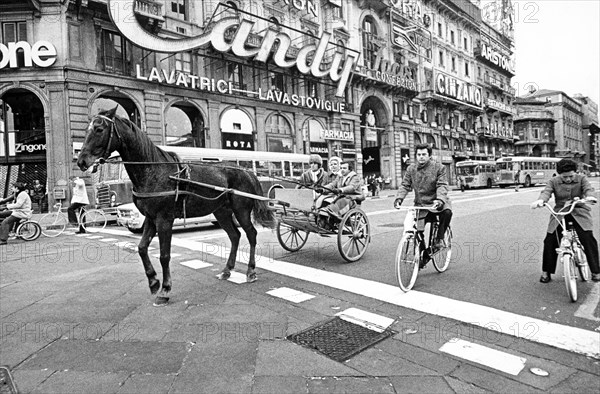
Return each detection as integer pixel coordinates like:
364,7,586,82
90,114,121,166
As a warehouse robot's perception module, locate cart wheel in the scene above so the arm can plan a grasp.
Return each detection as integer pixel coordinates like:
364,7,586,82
277,221,309,252
338,208,370,262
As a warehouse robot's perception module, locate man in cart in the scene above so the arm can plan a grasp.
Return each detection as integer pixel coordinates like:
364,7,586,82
316,161,364,223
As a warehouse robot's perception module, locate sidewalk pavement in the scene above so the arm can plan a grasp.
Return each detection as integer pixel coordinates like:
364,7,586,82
1,231,598,393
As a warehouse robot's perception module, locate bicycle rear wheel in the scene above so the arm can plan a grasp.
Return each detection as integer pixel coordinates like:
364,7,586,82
562,254,578,302
17,221,41,241
39,212,68,237
396,234,420,292
81,209,107,232
432,226,452,273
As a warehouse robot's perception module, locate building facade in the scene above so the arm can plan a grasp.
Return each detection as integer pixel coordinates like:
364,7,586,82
513,97,556,157
573,94,599,172
1,0,518,207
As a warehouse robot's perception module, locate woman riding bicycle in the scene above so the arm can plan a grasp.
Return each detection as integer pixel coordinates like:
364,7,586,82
0,182,33,246
531,159,599,283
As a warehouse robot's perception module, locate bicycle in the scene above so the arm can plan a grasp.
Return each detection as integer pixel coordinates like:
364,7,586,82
38,202,107,237
4,216,42,241
395,206,452,292
540,199,593,302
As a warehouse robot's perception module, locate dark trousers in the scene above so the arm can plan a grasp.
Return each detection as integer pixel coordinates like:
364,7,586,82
67,203,86,232
0,211,19,242
425,209,452,241
542,216,600,274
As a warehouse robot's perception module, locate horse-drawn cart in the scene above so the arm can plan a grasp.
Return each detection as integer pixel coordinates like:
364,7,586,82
272,188,371,262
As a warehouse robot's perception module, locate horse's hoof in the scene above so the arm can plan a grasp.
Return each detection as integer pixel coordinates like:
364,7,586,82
149,279,160,295
216,271,231,280
246,273,257,283
153,296,169,307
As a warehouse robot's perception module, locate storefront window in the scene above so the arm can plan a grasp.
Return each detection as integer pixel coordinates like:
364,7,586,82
267,114,293,153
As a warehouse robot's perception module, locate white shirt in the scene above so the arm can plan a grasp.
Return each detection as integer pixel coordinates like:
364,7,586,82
71,178,89,204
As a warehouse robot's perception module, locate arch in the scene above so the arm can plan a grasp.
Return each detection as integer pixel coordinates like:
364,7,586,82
220,107,255,150
89,88,143,128
414,133,422,145
532,145,542,157
164,100,206,147
265,112,294,153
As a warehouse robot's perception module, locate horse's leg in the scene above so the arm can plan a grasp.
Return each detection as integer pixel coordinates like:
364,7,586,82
154,216,175,306
234,207,258,283
213,209,240,280
139,219,160,294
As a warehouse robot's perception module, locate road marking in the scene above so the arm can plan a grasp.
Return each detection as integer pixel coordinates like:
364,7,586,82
439,338,527,376
100,238,119,242
225,271,248,284
575,282,600,322
167,237,600,359
180,259,213,270
335,308,394,333
266,287,315,303
154,252,181,258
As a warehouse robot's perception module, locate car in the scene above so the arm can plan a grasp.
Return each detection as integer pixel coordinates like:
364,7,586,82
116,202,219,233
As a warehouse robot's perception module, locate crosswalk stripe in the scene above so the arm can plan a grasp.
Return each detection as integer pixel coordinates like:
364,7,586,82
335,308,394,333
180,260,213,270
266,287,315,303
439,338,527,376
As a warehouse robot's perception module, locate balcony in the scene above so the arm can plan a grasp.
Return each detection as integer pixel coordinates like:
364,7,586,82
133,0,164,33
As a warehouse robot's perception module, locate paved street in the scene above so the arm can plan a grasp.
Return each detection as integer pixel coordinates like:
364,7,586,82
1,181,600,393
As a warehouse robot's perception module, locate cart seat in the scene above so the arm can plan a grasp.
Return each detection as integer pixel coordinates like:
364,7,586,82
274,188,315,212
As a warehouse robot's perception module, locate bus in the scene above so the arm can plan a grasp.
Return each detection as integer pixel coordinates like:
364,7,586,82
495,157,561,188
455,160,497,189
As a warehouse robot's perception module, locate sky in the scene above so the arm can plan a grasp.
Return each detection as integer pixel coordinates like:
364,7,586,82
483,0,600,103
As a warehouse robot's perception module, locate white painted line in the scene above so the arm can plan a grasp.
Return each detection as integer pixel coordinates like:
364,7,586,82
86,235,103,239
168,237,600,359
180,260,213,270
226,271,248,284
575,283,600,322
439,338,527,376
335,308,394,333
154,253,181,258
114,241,137,249
99,238,119,242
266,287,315,303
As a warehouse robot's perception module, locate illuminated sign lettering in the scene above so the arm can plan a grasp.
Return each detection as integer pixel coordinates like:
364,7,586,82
435,72,482,108
479,42,514,74
0,41,57,69
108,0,358,97
283,0,318,17
320,129,354,142
15,143,47,153
390,0,431,27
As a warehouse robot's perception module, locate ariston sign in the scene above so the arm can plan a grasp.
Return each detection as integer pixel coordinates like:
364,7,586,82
108,0,359,97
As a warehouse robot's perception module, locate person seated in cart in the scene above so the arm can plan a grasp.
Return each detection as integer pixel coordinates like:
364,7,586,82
316,161,364,221
296,154,326,189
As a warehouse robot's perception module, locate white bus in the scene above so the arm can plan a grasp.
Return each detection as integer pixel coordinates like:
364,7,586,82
456,160,497,189
495,157,560,188
100,147,311,232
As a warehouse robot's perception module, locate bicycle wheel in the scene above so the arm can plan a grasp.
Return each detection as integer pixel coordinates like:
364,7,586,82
39,212,67,237
395,234,420,292
81,209,107,232
17,221,42,241
561,254,578,302
432,226,452,273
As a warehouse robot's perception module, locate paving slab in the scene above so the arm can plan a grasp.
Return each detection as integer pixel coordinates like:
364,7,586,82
116,373,176,394
388,376,454,394
345,346,439,377
251,376,308,394
450,364,544,393
29,370,129,394
307,376,395,393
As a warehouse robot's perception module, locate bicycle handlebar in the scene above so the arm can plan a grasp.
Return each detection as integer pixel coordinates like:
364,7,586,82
398,205,440,212
543,199,594,216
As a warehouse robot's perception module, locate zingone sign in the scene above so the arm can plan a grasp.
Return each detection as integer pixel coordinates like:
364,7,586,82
435,72,482,108
109,0,359,97
0,41,57,69
479,42,514,74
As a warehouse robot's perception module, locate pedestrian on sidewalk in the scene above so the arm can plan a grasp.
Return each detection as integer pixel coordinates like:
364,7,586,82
0,182,33,246
68,176,89,234
514,167,521,192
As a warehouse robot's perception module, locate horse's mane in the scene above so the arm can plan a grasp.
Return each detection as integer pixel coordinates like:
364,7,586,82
113,115,176,164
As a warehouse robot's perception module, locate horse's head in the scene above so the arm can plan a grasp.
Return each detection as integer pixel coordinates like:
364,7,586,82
77,106,121,173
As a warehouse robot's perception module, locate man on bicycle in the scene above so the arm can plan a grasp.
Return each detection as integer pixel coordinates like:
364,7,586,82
0,182,33,246
68,175,89,234
394,143,452,253
530,158,599,283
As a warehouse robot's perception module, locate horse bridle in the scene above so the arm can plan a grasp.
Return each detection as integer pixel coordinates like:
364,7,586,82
90,114,122,166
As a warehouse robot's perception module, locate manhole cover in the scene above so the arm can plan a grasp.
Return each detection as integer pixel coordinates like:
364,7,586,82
287,317,395,362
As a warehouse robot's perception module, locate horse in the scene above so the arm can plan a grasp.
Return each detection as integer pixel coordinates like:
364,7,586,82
77,107,275,305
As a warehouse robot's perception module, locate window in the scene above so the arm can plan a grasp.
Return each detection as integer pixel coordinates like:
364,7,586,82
393,102,400,118
333,2,344,19
170,0,186,19
271,72,285,91
532,128,540,139
267,114,293,153
451,57,456,72
437,22,443,37
464,37,468,50
465,62,469,77
1,21,28,67
228,62,243,89
362,17,378,68
175,52,191,73
305,77,317,96
450,31,455,45
439,50,444,67
102,30,131,74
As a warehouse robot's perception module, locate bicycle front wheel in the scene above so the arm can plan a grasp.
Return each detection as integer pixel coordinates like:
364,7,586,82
17,221,41,241
575,247,591,282
396,234,420,292
562,254,578,302
39,212,68,237
81,209,107,232
432,227,452,273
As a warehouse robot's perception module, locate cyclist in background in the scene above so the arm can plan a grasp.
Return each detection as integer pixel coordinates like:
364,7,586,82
530,158,599,283
0,182,33,246
68,175,89,234
394,143,452,253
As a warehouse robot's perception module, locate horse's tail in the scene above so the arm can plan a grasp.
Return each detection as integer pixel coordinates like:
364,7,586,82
247,174,276,228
